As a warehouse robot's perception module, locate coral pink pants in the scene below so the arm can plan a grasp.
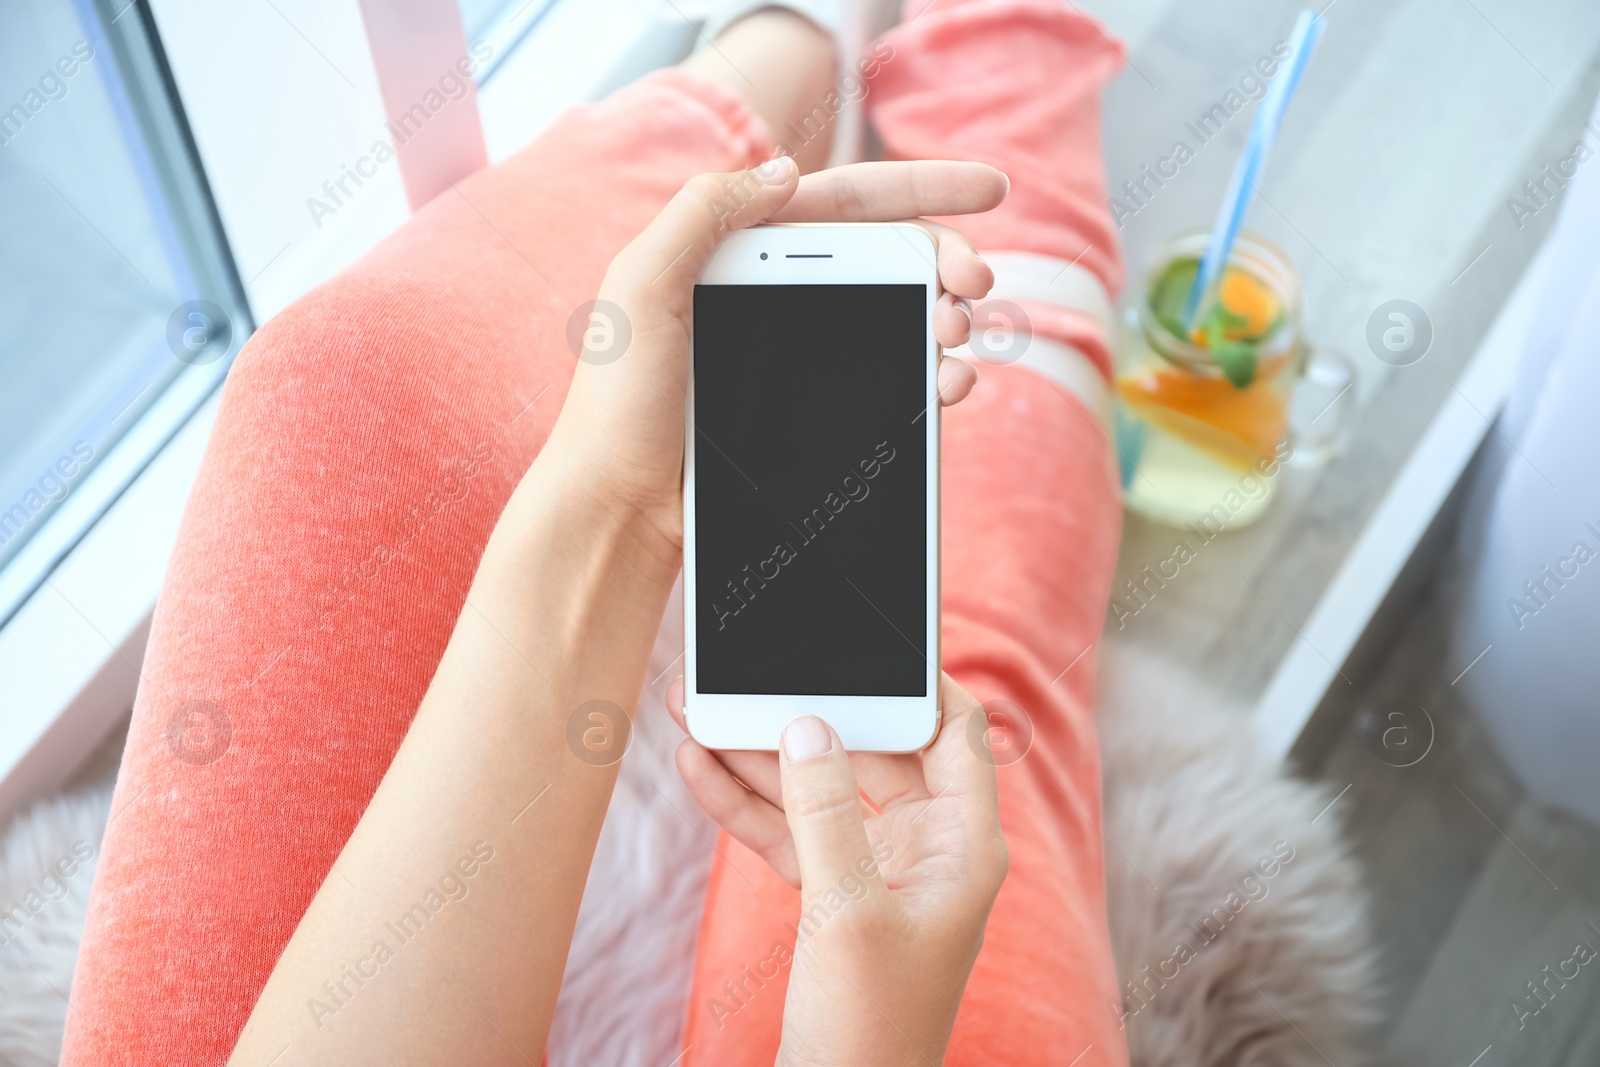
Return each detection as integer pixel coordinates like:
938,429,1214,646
62,2,1128,1064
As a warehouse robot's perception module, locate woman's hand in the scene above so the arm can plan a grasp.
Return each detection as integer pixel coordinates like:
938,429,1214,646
667,675,1008,1067
542,156,1008,559
229,160,1006,1066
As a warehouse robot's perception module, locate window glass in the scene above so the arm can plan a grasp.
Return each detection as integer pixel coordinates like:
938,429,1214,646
458,0,513,40
0,0,246,619
459,0,580,86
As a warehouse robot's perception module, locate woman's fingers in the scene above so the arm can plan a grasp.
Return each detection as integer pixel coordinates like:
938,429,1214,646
666,677,784,804
918,675,1009,896
665,676,689,732
669,676,957,812
938,355,978,406
934,291,972,349
663,675,731,747
922,220,993,301
719,751,783,806
771,160,1008,225
850,753,934,813
604,156,801,301
676,740,800,887
779,716,883,893
609,160,1003,301
920,675,1003,826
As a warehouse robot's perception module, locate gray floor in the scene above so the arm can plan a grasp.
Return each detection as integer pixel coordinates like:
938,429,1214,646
1091,0,1600,716
1296,499,1600,1066
1076,2,1600,1062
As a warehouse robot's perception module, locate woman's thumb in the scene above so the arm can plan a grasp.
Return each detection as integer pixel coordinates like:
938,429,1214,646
607,155,798,295
779,716,878,893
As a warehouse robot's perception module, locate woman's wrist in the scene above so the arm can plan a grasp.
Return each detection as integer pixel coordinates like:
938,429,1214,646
463,426,684,706
489,428,682,596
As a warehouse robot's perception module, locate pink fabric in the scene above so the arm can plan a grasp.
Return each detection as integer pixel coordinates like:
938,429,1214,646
63,3,1128,1064
872,0,1126,379
872,0,1125,296
683,2,1129,1064
61,69,767,1066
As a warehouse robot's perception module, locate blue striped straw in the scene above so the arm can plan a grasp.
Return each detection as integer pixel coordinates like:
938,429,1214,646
1183,9,1326,329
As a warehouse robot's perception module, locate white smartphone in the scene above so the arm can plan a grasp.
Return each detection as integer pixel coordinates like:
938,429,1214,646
684,223,941,753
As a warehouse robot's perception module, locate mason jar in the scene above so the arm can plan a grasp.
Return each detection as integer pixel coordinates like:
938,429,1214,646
1113,229,1351,530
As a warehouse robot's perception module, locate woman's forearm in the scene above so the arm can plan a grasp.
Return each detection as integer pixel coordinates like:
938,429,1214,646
227,155,1004,1065
230,435,679,1065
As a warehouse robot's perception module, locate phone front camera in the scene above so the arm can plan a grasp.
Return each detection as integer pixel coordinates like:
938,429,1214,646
760,252,768,260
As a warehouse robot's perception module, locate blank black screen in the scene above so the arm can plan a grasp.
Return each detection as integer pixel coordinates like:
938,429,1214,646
694,284,927,696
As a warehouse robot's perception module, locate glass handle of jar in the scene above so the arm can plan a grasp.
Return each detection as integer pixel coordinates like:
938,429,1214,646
1287,345,1355,468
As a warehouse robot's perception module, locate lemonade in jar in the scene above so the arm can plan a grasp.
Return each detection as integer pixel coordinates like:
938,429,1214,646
1115,230,1314,529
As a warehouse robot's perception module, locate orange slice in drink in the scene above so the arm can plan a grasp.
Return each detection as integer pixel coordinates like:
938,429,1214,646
1116,353,1290,469
1218,267,1279,339
1186,267,1281,346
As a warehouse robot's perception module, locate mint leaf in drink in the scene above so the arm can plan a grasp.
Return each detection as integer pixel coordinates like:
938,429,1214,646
1210,340,1259,388
1201,302,1258,388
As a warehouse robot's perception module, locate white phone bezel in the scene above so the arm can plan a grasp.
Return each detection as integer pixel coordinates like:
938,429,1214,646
684,223,941,753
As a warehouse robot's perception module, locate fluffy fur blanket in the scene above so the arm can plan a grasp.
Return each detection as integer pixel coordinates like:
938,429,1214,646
0,614,1375,1066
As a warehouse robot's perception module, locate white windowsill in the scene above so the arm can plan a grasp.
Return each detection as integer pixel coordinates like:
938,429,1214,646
0,4,685,826
0,392,219,821
1250,232,1551,757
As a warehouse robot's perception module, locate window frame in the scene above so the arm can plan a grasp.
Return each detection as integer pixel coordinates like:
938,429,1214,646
0,0,251,627
0,0,696,825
